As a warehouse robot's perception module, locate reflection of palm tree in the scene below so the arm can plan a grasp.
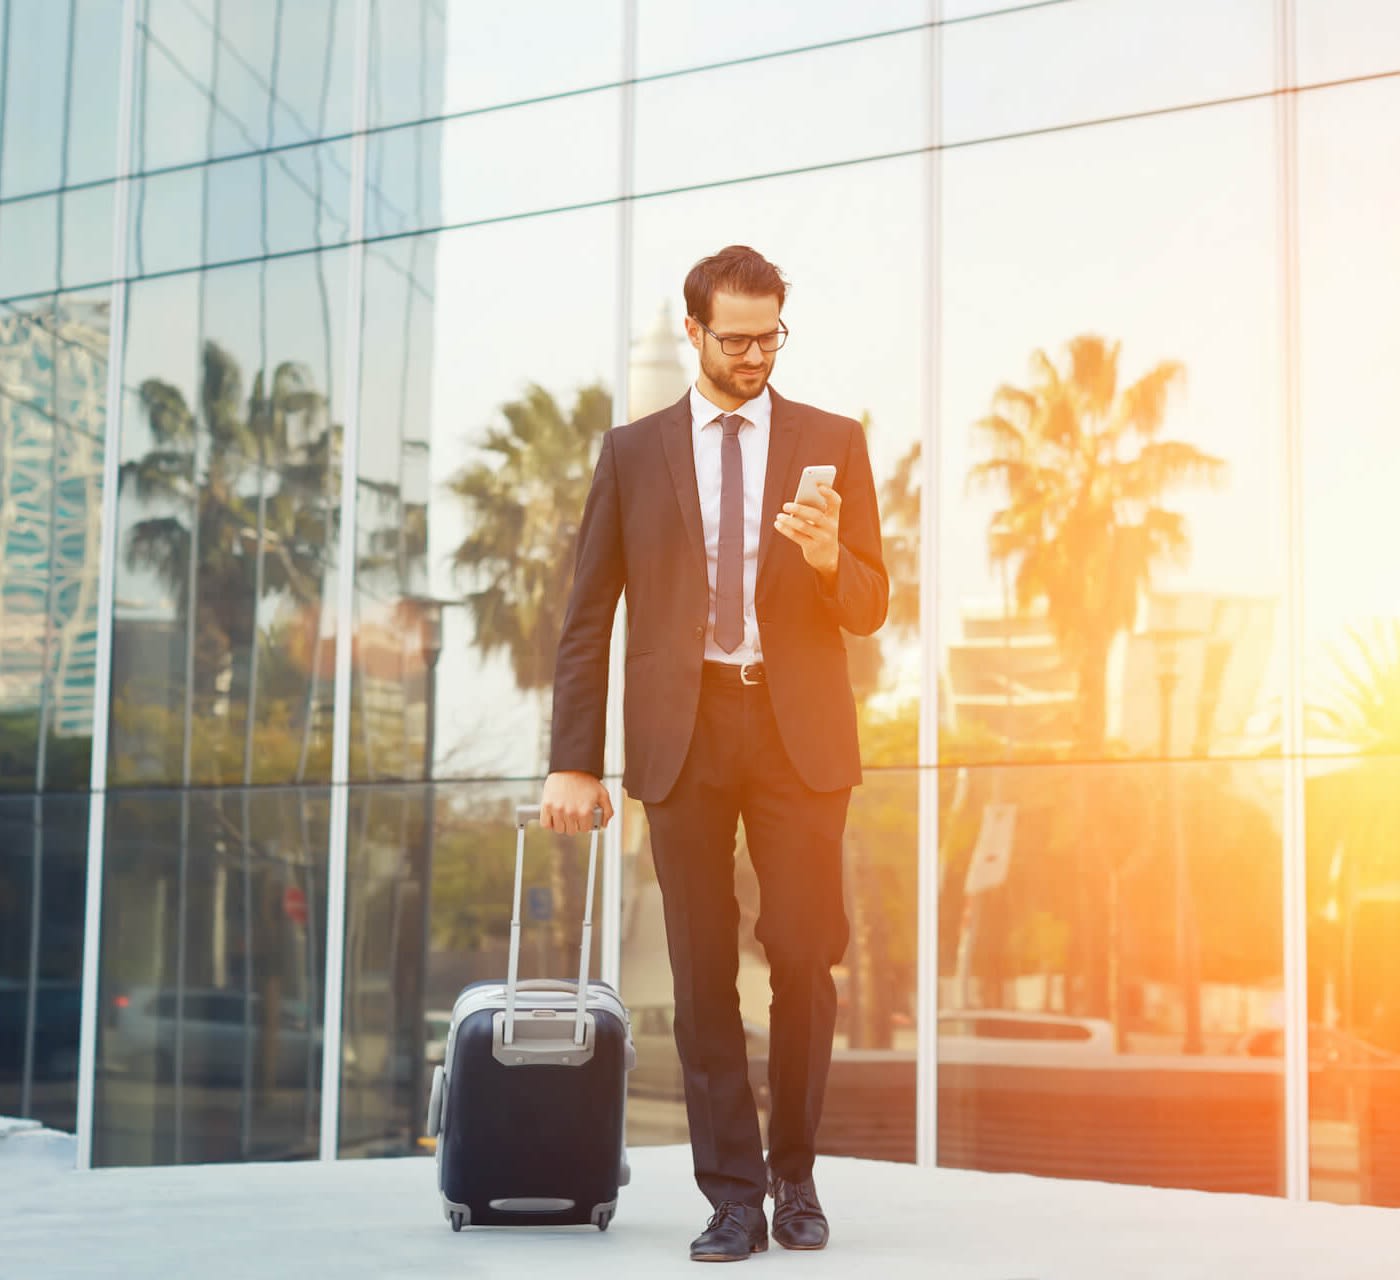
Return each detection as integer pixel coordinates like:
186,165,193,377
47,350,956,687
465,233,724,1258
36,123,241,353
1307,620,1400,1042
1312,620,1400,753
966,335,1225,752
448,382,612,765
449,382,612,961
119,341,330,776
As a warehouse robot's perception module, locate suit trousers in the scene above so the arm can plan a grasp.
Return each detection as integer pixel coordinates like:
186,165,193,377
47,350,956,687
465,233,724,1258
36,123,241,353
644,665,851,1209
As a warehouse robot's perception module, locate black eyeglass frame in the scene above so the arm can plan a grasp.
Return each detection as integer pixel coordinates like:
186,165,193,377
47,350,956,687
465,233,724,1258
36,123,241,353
689,315,789,356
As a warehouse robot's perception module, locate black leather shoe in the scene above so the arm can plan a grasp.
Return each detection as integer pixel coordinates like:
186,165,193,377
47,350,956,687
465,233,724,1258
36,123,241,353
768,1168,829,1250
689,1201,768,1262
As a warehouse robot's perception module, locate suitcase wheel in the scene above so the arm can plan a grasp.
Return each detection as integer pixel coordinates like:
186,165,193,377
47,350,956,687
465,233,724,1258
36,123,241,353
450,1211,465,1233
597,1210,612,1232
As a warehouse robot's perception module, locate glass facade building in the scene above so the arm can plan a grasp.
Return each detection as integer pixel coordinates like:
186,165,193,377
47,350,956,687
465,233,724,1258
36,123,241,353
3,0,1400,1205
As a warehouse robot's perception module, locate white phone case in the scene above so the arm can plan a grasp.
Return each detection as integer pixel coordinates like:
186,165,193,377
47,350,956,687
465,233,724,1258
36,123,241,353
794,464,836,509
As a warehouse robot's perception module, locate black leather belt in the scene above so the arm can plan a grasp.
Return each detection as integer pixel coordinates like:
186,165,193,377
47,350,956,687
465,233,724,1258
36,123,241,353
702,660,766,687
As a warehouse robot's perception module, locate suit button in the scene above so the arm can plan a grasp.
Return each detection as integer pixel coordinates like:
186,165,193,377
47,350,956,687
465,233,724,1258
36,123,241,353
693,625,704,640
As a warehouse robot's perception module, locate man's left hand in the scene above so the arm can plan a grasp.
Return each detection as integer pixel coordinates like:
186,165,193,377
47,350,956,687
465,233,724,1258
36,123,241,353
775,483,841,582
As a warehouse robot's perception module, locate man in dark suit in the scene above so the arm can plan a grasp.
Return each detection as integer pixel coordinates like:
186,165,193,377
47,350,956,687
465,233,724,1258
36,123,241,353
541,245,887,1262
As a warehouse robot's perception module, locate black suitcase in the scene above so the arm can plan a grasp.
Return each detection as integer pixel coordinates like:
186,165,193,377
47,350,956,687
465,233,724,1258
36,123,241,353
425,803,634,1231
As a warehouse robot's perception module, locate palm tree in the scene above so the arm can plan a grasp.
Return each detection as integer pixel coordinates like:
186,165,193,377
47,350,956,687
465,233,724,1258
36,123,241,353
966,335,1226,753
448,381,612,764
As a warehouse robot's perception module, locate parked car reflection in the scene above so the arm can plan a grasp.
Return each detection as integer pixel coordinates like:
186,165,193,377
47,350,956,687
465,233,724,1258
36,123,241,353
106,986,331,1088
0,979,82,1081
628,1002,769,1104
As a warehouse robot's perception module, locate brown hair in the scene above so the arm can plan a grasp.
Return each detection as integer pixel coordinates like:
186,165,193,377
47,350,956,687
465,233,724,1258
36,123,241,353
683,245,788,326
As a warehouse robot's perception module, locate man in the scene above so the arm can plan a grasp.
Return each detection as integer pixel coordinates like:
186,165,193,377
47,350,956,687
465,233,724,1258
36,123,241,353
541,245,887,1262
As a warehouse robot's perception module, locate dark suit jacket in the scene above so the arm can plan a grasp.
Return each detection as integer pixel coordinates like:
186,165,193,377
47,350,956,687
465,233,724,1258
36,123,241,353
549,387,888,804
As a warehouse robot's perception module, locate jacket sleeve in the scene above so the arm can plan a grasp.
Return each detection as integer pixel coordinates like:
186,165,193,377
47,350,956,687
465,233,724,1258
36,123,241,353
816,418,889,637
548,430,625,778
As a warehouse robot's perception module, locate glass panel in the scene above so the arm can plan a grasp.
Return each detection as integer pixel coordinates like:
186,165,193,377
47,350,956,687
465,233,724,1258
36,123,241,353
0,293,108,789
628,159,926,752
369,0,619,130
635,0,922,77
939,102,1283,766
0,792,89,1131
93,787,330,1166
1297,0,1400,84
345,780,606,1159
129,142,352,278
619,771,919,1162
0,195,59,298
941,0,1274,147
132,0,216,173
109,252,347,788
352,204,619,783
208,0,354,155
364,91,619,241
60,183,117,290
133,0,354,175
938,759,1285,1193
1299,76,1400,1207
0,0,71,195
620,163,924,1160
64,0,126,188
633,31,924,195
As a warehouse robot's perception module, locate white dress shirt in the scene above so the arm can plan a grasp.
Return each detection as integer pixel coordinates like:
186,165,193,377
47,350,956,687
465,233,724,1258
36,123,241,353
690,383,769,664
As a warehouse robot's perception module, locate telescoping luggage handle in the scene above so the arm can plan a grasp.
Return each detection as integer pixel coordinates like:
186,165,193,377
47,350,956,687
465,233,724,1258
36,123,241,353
505,804,603,1049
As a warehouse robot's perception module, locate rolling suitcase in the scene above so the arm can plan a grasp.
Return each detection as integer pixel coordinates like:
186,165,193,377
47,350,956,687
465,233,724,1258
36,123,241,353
425,803,634,1232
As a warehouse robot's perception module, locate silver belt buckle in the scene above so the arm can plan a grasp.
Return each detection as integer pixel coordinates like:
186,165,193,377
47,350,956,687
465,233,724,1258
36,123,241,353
739,663,762,686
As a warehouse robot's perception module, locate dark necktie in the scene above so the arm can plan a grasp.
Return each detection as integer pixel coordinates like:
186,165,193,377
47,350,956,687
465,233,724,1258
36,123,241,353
714,413,745,653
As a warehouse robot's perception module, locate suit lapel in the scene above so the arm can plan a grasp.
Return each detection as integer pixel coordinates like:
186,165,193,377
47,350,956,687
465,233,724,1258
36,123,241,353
658,392,708,581
758,386,800,581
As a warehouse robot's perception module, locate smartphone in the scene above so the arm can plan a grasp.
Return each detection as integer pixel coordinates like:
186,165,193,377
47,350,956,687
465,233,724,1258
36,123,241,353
793,464,836,510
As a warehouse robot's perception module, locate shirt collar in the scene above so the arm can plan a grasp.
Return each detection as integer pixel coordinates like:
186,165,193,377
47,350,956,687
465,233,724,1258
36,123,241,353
690,383,772,434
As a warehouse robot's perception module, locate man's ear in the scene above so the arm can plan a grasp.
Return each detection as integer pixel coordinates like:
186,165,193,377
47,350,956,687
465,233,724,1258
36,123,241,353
683,316,702,351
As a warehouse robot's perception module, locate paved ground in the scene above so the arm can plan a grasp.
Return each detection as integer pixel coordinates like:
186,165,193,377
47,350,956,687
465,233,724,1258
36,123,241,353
5,1136,1400,1278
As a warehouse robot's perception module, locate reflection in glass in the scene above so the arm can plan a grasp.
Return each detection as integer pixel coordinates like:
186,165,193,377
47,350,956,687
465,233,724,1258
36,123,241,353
634,1,921,79
365,92,620,241
940,0,1273,148
1307,745,1400,1206
633,33,923,195
620,770,919,1163
94,788,330,1167
343,783,607,1158
940,104,1284,772
110,254,347,788
0,195,59,299
130,143,351,279
1299,74,1400,1207
962,336,1227,757
0,296,108,790
0,793,89,1132
938,760,1284,1193
369,0,622,129
352,206,619,785
133,0,354,174
629,161,925,748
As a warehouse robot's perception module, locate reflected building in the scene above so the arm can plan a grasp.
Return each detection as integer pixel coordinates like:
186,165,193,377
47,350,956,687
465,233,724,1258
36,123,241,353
0,301,106,744
946,590,1279,757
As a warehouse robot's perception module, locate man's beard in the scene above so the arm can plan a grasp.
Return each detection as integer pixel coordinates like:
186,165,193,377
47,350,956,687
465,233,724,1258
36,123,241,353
701,347,773,403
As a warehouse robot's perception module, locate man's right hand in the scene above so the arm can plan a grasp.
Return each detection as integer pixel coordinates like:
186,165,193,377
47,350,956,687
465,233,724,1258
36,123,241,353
540,771,615,835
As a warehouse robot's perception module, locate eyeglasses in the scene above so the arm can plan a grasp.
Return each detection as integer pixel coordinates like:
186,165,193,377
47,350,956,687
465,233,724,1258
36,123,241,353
690,316,789,356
